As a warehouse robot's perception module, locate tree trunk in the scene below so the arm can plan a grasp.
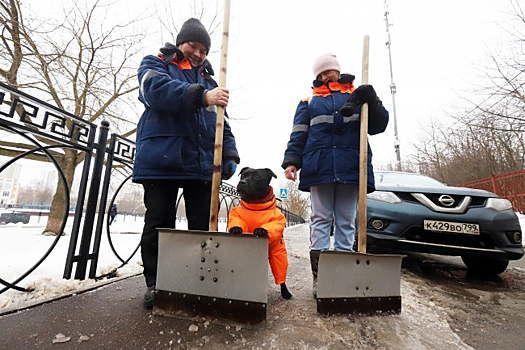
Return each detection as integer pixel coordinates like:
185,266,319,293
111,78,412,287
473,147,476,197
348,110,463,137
42,149,78,236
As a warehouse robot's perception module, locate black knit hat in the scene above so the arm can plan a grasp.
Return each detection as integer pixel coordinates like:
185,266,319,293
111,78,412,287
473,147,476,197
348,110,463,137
176,18,211,54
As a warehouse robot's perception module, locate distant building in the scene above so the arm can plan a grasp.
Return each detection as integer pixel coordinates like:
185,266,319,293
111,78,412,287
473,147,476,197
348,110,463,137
0,161,22,207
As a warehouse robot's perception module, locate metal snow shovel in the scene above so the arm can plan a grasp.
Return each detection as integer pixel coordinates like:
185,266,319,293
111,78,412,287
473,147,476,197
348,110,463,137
316,35,404,315
153,0,269,328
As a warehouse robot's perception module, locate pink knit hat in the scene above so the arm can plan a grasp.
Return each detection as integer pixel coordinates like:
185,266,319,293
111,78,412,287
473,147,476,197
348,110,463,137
312,52,341,78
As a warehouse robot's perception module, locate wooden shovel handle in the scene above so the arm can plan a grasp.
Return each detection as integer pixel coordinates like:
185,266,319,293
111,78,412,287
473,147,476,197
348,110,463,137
209,0,231,231
357,35,370,253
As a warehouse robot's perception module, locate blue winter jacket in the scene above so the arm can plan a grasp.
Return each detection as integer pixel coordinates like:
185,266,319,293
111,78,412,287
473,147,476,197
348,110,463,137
132,47,239,183
281,74,388,192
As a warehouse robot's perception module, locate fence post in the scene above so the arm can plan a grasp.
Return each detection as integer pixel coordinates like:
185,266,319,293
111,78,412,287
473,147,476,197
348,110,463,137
490,175,499,196
74,121,110,279
63,126,100,279
88,133,117,278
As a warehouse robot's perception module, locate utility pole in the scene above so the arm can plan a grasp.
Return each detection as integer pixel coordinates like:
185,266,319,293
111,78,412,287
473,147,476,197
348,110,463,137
384,1,401,170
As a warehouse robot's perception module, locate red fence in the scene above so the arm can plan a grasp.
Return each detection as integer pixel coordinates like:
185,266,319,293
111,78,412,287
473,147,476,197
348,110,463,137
463,169,525,214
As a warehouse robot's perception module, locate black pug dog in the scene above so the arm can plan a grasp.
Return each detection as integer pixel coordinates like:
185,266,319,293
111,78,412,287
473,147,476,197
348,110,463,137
228,167,292,299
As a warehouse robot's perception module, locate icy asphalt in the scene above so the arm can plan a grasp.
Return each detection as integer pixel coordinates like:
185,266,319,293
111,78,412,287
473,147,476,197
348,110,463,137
1,223,498,350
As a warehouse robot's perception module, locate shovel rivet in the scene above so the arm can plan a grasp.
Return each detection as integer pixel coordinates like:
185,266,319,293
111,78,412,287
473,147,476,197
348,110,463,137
199,276,205,281
201,258,206,262
366,287,369,290
213,277,218,282
229,300,232,304
208,268,211,272
213,298,217,302
356,286,359,290
214,259,219,263
201,241,206,247
356,260,360,264
215,243,220,248
366,260,370,265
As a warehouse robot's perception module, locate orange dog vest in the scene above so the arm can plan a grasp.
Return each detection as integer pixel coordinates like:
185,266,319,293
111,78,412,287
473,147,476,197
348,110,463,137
228,196,288,285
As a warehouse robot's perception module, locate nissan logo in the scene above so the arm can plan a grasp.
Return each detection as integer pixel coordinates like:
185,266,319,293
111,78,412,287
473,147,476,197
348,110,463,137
438,195,455,207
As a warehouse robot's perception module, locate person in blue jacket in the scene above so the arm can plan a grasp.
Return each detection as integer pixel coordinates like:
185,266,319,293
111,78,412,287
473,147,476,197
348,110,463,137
133,18,240,308
281,52,388,297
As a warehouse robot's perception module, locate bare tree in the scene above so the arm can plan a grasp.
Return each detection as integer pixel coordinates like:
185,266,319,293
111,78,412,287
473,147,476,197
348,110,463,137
460,0,525,135
412,1,525,185
0,0,23,87
154,0,222,49
281,181,310,220
0,0,145,235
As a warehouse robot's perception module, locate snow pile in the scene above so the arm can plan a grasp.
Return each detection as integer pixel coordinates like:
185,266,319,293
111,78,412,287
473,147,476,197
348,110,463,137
0,214,228,314
0,215,145,313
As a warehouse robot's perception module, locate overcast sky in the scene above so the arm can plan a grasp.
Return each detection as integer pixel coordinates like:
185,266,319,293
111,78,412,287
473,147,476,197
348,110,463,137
25,0,512,188
224,0,507,187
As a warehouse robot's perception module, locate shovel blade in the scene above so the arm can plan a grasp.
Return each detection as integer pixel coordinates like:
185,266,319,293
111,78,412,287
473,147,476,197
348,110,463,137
317,250,404,315
154,229,268,327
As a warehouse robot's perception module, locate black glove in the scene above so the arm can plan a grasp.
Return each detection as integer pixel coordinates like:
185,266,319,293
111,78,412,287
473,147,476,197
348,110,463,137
159,42,177,55
229,226,243,235
340,84,378,117
253,228,268,238
353,84,377,104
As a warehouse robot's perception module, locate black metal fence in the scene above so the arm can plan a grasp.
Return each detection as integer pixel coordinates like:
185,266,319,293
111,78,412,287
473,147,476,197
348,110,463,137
0,82,305,296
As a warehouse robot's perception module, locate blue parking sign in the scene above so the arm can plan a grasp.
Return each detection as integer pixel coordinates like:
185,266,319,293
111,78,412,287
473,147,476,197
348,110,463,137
280,188,288,199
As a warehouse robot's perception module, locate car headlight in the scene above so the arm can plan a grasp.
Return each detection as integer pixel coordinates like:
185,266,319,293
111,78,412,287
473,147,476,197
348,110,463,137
367,191,402,204
486,198,513,211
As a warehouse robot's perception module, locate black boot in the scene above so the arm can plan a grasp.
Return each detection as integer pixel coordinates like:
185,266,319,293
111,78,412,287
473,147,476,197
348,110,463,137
143,285,156,309
280,283,292,299
310,250,321,298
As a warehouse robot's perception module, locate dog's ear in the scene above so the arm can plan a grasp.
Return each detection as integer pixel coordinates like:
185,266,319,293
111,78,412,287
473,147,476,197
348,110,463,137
265,168,277,179
238,167,250,176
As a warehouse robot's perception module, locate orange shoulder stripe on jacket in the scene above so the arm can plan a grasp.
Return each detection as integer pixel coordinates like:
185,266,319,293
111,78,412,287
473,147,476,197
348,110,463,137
312,82,355,97
157,53,192,70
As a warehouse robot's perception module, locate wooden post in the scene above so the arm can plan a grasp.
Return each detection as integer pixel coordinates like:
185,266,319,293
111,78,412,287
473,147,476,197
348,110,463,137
209,0,232,231
357,35,370,253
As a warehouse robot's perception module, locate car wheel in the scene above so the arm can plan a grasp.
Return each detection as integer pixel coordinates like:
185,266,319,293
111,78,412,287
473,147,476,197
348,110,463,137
461,256,509,276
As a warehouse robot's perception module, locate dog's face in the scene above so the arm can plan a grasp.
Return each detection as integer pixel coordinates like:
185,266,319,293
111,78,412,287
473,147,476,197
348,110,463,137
236,167,277,202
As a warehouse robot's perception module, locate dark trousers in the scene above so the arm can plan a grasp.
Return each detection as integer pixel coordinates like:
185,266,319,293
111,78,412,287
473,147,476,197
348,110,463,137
141,179,211,287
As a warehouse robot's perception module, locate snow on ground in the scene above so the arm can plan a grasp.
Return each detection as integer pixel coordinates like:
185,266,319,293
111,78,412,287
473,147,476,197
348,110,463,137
0,214,230,314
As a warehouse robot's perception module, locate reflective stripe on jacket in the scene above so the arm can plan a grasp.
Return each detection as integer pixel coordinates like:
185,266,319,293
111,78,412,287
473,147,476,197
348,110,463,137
282,75,388,193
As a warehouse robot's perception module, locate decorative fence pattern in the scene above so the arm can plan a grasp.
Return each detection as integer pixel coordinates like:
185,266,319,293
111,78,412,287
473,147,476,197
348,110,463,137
463,169,525,214
0,82,305,297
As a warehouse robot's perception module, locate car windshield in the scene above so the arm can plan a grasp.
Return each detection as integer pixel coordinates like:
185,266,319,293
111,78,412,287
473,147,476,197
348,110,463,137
375,172,447,187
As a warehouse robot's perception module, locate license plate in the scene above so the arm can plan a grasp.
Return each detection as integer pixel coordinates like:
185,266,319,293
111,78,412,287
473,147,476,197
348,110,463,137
423,220,480,235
